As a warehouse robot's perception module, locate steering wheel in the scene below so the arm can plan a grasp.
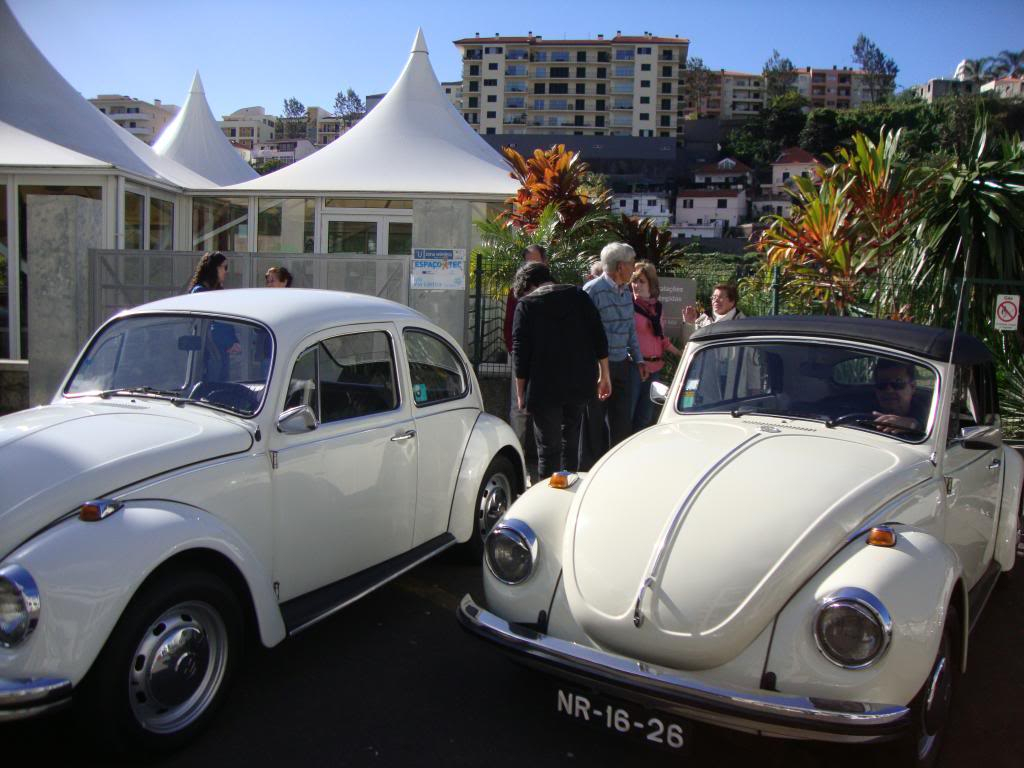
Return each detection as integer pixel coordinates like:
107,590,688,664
828,412,876,427
189,381,257,413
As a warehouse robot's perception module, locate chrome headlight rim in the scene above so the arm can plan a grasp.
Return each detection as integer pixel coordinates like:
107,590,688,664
813,587,892,670
0,564,41,649
484,519,538,585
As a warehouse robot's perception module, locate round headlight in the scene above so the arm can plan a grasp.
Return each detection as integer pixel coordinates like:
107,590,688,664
0,564,41,648
814,589,891,669
485,520,538,585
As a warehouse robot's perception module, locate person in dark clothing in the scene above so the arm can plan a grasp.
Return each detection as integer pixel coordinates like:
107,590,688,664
512,262,610,479
187,251,239,379
504,245,548,450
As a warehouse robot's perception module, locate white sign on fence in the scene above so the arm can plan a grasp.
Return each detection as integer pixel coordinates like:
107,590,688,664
995,294,1020,331
410,249,466,290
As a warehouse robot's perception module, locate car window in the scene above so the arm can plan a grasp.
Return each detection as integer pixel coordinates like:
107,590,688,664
403,329,468,406
66,314,271,416
288,331,398,424
677,341,937,442
947,366,980,443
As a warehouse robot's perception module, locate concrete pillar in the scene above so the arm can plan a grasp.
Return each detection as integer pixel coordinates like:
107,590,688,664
410,198,472,346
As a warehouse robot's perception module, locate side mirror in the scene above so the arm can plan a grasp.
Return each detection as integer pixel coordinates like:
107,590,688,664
277,405,319,434
957,424,1000,450
650,381,669,406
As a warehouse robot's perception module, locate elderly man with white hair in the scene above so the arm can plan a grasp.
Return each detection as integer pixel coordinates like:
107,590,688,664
580,242,649,469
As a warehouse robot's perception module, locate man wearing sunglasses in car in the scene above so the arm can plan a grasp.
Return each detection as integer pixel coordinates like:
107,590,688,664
872,359,926,435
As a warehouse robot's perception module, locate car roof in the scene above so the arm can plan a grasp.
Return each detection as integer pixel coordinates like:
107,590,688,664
122,289,431,337
691,316,992,365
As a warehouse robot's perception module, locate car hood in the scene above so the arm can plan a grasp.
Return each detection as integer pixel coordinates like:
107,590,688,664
562,418,931,670
0,401,253,557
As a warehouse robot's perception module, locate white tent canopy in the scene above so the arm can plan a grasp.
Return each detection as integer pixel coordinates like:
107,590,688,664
228,29,517,197
153,71,258,186
0,1,215,189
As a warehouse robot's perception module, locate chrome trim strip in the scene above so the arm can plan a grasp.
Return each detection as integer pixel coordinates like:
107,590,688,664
288,537,456,635
459,595,909,742
0,677,72,721
633,433,762,627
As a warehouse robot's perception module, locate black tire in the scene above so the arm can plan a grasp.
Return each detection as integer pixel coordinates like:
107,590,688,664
463,455,518,564
77,569,243,756
881,607,959,768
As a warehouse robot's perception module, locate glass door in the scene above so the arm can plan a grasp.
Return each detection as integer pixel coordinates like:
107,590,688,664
320,214,382,254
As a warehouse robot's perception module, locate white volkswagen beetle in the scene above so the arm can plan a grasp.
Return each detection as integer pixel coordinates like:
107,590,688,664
459,316,1022,767
0,288,524,751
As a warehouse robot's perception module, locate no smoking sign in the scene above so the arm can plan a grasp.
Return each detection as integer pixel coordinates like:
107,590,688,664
995,294,1020,331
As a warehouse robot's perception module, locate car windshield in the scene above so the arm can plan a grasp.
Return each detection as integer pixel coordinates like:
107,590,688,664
677,341,937,442
65,314,273,416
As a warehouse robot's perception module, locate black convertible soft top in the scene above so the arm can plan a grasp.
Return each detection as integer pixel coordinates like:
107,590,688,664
690,316,992,365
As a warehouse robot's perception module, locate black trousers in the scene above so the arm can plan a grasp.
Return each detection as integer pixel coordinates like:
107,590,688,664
580,359,635,471
531,401,585,478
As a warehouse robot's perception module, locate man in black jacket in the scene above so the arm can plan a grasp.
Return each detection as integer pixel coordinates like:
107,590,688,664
512,262,610,478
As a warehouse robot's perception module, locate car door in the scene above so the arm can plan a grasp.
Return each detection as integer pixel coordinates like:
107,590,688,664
943,364,1002,589
270,324,417,601
402,327,479,547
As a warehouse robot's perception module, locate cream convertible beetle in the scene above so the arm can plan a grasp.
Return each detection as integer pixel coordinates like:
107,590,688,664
0,289,524,751
460,316,1023,767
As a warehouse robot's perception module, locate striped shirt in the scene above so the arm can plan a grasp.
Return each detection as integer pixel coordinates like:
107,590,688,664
583,273,642,364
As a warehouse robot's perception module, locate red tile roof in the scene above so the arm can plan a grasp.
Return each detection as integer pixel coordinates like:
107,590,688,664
773,147,820,165
694,158,752,175
677,189,742,198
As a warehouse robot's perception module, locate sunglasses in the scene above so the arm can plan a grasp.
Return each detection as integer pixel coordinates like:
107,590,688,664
875,379,909,391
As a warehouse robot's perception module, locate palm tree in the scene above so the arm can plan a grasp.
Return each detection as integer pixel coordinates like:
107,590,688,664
606,215,688,270
956,57,993,84
988,49,1024,78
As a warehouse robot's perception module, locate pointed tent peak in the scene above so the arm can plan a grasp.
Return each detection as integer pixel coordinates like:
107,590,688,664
190,70,205,95
411,28,428,55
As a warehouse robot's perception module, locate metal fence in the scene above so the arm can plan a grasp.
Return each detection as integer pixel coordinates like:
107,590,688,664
90,250,408,331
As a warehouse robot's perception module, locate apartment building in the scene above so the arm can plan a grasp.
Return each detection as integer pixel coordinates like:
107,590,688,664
89,94,178,145
219,106,276,150
981,77,1024,99
911,78,977,103
453,32,689,137
794,67,887,109
251,138,316,166
685,71,765,120
366,80,462,113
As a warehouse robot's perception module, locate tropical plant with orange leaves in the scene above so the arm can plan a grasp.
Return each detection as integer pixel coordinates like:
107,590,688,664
500,144,611,229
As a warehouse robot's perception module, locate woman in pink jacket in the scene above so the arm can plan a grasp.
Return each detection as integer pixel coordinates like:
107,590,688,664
630,261,681,431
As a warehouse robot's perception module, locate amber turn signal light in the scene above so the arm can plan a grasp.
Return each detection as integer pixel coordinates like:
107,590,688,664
867,526,897,547
79,499,123,522
548,471,578,489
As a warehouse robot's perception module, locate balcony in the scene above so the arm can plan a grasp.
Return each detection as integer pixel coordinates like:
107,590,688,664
614,50,635,61
505,66,528,76
504,115,528,125
463,51,482,60
507,49,528,60
110,112,152,122
505,82,527,93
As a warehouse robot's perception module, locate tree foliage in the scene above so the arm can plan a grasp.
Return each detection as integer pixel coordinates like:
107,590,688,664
606,215,688,270
499,144,611,230
333,88,364,117
763,49,797,100
721,92,808,166
282,97,306,118
852,34,898,104
681,57,717,117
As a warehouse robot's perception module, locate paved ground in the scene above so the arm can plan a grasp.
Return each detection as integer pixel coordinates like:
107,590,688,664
7,551,1023,767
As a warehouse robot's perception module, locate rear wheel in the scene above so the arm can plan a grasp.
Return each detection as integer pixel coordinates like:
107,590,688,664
78,569,243,755
463,455,518,563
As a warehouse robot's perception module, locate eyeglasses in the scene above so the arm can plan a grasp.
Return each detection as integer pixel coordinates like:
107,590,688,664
875,379,908,391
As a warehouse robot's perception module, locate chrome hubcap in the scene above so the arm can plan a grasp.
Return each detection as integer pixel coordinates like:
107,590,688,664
479,472,512,539
918,640,951,758
128,601,228,734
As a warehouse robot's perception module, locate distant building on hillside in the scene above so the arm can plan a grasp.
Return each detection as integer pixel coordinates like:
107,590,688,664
251,138,316,166
674,188,746,238
684,71,765,121
911,78,977,103
692,157,753,189
219,106,276,149
793,66,889,109
981,77,1024,99
771,147,821,195
89,94,178,145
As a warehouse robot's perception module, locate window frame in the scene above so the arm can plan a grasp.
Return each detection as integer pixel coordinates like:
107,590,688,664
402,326,471,408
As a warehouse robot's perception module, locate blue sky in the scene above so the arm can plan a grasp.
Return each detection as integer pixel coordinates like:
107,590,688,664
8,0,1024,118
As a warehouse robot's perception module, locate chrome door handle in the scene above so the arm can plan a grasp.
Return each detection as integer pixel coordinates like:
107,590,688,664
390,429,416,442
988,458,1002,471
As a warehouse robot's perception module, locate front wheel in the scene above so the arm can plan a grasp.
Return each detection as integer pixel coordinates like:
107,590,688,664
78,569,243,755
882,607,959,768
463,455,518,563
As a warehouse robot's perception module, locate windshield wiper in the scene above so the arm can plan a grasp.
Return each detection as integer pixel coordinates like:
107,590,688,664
731,405,829,424
96,386,187,404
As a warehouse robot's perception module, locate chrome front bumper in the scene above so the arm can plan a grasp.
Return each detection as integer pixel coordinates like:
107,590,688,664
458,595,910,743
0,677,73,721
